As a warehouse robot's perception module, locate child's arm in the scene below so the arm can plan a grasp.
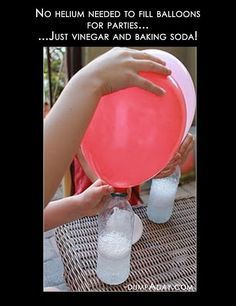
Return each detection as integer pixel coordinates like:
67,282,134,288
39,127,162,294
77,147,98,183
44,179,113,231
44,47,171,206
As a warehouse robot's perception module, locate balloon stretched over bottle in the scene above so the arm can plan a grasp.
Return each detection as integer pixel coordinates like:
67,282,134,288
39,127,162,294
81,72,186,188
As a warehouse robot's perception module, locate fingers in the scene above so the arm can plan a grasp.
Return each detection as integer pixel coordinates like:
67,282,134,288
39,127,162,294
167,158,181,169
91,179,114,194
130,49,166,66
155,167,176,178
91,178,110,187
154,151,182,179
91,179,105,187
159,153,181,176
133,60,171,75
179,133,194,155
183,139,194,156
174,152,182,160
181,144,193,164
98,185,114,195
168,152,181,166
133,75,166,96
178,133,194,164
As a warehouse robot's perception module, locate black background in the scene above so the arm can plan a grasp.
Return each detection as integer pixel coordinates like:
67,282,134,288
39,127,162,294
16,3,222,304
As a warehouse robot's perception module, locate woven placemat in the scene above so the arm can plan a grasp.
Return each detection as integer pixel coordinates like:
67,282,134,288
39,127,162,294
55,197,196,292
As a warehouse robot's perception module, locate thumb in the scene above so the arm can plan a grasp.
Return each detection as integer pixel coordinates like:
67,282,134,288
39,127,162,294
96,185,114,196
91,179,105,187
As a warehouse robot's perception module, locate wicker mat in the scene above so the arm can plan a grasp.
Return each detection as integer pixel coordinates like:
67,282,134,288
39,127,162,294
55,197,196,292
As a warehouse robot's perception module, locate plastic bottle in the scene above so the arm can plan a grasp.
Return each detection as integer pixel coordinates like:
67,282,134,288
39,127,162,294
96,192,134,285
147,166,181,223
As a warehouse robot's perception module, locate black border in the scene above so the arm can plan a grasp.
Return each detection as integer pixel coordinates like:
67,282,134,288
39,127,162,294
27,4,216,303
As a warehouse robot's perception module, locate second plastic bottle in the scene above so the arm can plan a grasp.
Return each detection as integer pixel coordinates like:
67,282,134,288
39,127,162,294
147,166,181,223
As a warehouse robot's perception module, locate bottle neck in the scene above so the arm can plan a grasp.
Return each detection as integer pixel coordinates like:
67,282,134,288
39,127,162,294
111,192,128,198
111,187,128,198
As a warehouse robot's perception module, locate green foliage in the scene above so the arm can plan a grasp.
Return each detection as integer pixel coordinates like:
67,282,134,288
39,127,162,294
44,47,66,105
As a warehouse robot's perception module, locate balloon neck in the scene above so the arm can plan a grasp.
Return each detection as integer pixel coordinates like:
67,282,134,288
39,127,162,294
111,187,128,197
114,187,128,194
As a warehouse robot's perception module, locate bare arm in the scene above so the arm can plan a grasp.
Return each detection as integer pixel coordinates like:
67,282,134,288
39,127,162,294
44,74,101,206
44,196,81,231
77,147,98,183
44,47,171,206
44,179,113,231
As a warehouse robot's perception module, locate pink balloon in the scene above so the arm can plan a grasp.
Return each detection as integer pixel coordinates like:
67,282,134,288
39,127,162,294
81,73,186,188
143,49,196,139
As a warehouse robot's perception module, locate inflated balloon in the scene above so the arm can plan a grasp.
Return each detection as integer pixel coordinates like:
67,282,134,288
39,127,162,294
143,49,196,140
81,72,186,188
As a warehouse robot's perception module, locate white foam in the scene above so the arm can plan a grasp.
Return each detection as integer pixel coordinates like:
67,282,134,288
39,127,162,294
106,207,131,232
98,232,130,258
149,179,178,208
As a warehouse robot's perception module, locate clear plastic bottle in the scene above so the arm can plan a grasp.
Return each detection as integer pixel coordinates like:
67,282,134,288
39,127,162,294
96,192,134,285
147,166,181,223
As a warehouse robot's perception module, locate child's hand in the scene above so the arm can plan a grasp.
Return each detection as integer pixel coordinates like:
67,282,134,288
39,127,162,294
44,179,113,230
75,47,171,97
154,133,194,178
78,179,114,217
178,132,194,165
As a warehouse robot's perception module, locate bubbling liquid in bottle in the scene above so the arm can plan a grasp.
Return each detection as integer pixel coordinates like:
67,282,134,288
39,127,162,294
96,193,134,285
147,166,180,223
96,231,131,285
